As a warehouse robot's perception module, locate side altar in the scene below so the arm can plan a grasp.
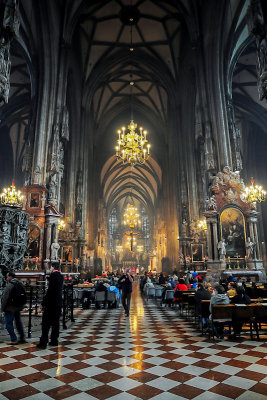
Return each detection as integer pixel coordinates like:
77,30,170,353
204,166,266,283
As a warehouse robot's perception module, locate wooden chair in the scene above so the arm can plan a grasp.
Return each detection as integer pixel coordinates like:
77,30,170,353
210,305,234,339
232,304,257,340
254,304,267,339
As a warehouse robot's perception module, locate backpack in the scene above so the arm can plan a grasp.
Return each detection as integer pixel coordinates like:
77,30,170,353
10,281,27,307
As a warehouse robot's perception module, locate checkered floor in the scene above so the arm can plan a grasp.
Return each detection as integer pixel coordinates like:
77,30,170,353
1,285,267,400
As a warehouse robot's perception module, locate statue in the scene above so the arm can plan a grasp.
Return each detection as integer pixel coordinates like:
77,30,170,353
246,237,254,260
218,239,226,261
51,239,60,261
206,195,217,211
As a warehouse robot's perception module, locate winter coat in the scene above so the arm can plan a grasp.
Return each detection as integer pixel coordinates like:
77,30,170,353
194,288,211,314
231,293,251,305
42,271,63,311
209,293,229,313
1,278,24,313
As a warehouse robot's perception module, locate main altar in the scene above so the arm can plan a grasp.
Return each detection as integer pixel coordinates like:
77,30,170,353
203,166,266,283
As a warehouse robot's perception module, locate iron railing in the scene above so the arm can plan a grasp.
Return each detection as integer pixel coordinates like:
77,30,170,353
1,283,75,338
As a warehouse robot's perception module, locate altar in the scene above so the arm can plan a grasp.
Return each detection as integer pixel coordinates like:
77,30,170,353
203,167,266,284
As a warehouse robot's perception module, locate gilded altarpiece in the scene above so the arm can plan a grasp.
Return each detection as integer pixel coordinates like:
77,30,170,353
204,166,266,282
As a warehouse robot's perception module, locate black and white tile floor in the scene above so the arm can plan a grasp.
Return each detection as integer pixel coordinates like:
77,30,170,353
1,284,267,400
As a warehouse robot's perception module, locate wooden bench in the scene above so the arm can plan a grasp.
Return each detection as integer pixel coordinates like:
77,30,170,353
208,303,267,340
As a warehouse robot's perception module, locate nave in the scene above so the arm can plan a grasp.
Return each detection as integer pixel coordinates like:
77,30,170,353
1,285,267,400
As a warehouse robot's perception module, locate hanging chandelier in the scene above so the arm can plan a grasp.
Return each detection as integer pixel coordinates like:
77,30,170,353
115,120,151,167
123,203,141,229
241,177,266,204
0,181,24,207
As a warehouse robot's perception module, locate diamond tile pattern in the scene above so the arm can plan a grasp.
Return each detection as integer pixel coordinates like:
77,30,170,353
1,283,267,399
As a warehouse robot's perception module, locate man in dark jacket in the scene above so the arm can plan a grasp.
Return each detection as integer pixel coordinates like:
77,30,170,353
36,264,63,349
1,271,26,345
194,283,211,314
118,268,133,317
230,286,251,337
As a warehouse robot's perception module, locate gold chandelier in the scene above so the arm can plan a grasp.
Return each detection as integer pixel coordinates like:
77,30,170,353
123,203,141,229
242,177,266,204
0,181,24,207
115,120,150,167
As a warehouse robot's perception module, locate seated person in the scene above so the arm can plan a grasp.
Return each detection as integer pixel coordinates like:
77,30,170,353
168,277,176,288
227,281,237,297
81,290,93,309
227,275,237,283
158,272,166,285
209,285,230,339
205,282,214,295
94,279,107,309
174,278,188,302
107,285,120,308
161,282,173,306
191,278,198,289
144,278,154,289
194,283,211,323
230,286,251,337
139,275,147,292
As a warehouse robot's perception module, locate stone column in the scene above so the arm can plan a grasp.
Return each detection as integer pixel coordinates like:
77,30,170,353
0,0,20,103
212,221,219,260
205,211,218,260
206,221,213,261
45,223,52,261
253,222,260,260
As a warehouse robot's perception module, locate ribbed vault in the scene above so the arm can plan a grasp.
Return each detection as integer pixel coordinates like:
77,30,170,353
101,156,162,218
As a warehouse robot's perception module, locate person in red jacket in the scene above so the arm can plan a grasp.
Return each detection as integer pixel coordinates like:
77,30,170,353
174,278,188,302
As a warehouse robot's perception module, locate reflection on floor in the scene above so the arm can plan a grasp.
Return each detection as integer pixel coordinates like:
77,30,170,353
1,285,267,400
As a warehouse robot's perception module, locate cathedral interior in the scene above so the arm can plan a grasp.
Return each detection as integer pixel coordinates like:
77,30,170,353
2,2,267,400
1,0,267,275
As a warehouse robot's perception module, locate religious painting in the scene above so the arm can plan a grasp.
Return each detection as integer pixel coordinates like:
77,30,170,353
220,207,246,258
63,246,72,262
191,244,203,262
26,225,40,257
30,193,40,208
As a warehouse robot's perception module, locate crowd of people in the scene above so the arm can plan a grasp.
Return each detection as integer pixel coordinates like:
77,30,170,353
1,265,264,346
139,270,261,340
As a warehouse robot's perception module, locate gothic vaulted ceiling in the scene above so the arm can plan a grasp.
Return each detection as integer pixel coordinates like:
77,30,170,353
68,0,182,215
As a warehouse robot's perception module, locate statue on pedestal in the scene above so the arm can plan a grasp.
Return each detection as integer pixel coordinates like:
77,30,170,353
218,239,226,261
246,237,254,260
51,239,60,261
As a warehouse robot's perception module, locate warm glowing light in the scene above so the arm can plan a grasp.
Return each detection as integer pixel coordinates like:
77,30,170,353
115,120,151,167
197,218,207,231
0,181,24,207
116,245,123,253
123,203,141,229
241,177,266,204
58,219,66,231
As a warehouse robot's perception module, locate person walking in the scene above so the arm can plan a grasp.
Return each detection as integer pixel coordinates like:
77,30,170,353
36,263,63,349
118,268,133,317
1,271,26,345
